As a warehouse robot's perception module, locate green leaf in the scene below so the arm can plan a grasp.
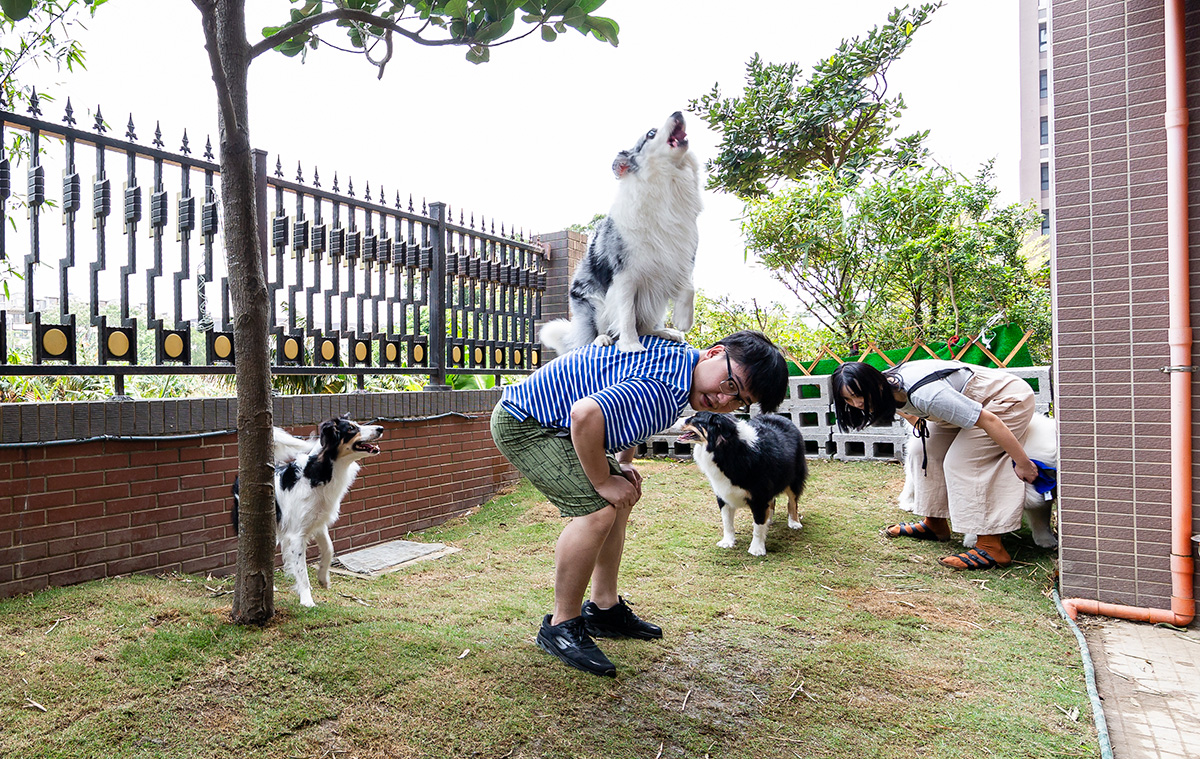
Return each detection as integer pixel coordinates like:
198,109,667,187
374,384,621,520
587,16,618,45
540,24,557,41
465,44,491,64
0,0,34,20
275,38,307,57
473,13,515,43
560,5,584,29
480,0,506,20
445,0,469,18
577,0,606,12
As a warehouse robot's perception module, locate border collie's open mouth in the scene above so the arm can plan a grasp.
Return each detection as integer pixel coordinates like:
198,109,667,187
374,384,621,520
353,441,381,455
677,424,703,444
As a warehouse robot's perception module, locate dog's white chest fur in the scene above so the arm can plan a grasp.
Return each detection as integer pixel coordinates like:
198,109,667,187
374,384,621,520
692,441,751,507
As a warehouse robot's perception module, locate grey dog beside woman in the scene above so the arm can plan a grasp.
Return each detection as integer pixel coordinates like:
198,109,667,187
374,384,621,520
831,360,1040,570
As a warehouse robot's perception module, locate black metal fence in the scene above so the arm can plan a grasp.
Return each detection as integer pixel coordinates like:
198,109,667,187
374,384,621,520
0,95,548,394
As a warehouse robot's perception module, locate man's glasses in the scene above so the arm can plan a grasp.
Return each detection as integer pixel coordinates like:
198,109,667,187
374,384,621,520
720,351,752,411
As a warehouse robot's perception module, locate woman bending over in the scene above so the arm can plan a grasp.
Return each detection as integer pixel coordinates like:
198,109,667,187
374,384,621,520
831,360,1039,570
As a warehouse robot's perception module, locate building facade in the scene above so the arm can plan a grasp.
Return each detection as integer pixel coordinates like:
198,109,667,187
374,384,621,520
1050,0,1197,622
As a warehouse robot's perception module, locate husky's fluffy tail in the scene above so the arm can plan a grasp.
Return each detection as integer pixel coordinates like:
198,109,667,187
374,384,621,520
538,317,598,355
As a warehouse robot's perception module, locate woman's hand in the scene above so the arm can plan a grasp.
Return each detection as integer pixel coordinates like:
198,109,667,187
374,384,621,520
1013,458,1039,484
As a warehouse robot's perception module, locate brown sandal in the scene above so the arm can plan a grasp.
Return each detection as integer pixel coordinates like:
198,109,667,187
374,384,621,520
938,547,1012,570
882,521,950,541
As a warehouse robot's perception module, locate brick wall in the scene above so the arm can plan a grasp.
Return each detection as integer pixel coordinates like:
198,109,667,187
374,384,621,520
1051,0,1200,608
0,389,518,598
537,229,588,360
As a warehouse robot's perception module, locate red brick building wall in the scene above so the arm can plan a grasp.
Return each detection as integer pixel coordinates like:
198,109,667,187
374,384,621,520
0,390,518,598
537,229,588,361
1051,0,1200,608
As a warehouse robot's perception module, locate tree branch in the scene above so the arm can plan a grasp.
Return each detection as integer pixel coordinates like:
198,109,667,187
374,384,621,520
249,8,465,60
191,0,239,136
0,2,74,98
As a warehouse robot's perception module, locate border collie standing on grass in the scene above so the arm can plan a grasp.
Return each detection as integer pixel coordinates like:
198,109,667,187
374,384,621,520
232,415,382,607
539,111,702,354
679,411,809,556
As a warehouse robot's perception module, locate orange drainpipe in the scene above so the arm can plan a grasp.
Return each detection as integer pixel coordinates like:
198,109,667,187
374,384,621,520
1061,0,1196,627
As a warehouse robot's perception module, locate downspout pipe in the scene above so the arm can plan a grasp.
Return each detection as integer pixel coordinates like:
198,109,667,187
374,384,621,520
1061,0,1196,627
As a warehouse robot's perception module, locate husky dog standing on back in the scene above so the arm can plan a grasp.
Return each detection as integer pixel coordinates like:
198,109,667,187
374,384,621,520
539,111,703,354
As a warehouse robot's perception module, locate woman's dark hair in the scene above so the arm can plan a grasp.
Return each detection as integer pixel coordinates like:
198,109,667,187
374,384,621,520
712,331,788,413
830,362,898,431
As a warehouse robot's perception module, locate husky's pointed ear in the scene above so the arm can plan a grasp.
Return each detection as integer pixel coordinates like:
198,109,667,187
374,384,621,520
613,151,634,179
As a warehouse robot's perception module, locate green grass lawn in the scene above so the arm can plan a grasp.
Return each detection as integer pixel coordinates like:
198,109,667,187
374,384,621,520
0,457,1097,758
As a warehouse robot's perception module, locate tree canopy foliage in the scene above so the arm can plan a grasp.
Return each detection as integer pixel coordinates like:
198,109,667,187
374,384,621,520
692,2,1049,361
258,0,618,72
742,163,1049,360
690,3,939,199
685,291,829,367
1,0,106,110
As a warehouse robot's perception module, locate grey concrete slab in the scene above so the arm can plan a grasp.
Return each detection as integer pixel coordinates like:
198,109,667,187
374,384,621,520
332,539,458,577
1084,617,1200,759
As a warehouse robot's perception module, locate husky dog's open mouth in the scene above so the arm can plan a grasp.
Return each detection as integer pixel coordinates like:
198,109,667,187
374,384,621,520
668,120,688,149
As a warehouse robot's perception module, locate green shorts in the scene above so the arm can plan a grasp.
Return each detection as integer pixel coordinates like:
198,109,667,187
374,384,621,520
490,408,621,518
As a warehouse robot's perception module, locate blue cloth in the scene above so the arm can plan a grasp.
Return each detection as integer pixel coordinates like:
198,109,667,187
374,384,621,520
1019,458,1058,494
499,335,698,453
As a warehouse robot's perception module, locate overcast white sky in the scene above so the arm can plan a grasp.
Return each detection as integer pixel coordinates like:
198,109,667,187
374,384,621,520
17,0,1021,304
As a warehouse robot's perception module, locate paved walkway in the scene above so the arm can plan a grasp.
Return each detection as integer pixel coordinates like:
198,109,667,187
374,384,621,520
1083,618,1200,759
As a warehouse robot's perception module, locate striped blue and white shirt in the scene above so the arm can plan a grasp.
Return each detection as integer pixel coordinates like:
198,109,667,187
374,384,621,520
500,335,699,453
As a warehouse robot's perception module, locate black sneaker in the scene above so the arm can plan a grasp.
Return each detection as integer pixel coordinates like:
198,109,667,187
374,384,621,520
581,597,663,640
535,615,616,677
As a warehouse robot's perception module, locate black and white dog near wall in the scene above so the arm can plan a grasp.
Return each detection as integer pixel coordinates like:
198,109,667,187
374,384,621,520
897,412,1058,549
679,412,809,556
231,415,383,607
538,111,702,354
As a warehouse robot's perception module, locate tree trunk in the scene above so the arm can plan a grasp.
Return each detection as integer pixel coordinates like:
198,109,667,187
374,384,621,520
205,0,275,624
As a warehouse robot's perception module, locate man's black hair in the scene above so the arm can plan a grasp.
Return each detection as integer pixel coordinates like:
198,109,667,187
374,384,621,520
712,331,788,413
830,361,899,431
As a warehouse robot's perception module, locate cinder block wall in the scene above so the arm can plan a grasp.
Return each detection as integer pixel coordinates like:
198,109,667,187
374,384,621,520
0,389,518,598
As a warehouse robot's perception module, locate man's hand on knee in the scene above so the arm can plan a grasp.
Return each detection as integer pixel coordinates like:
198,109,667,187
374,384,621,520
596,474,639,511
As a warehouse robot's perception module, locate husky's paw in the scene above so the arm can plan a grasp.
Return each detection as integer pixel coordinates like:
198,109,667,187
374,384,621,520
717,536,736,549
963,534,978,549
617,340,647,353
319,575,331,589
748,541,767,557
592,334,615,347
298,594,316,608
655,328,686,343
1033,531,1059,549
788,517,803,530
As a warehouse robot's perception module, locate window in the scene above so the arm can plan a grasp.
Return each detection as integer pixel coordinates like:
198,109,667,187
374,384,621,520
1041,163,1050,191
1040,70,1048,99
1039,23,1048,52
1041,210,1051,236
1040,116,1049,145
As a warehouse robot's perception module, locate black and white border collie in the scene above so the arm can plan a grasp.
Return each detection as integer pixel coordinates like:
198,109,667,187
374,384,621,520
679,411,808,556
232,415,383,607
